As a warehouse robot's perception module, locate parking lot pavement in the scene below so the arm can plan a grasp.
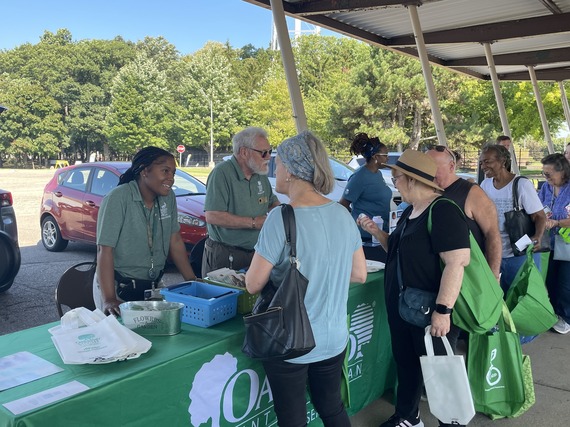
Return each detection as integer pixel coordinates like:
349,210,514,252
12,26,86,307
2,168,570,425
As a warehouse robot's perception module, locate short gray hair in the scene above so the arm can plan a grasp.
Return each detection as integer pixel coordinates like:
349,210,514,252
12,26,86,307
232,127,268,156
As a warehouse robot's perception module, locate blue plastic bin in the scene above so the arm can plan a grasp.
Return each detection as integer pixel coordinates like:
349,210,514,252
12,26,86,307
160,281,241,328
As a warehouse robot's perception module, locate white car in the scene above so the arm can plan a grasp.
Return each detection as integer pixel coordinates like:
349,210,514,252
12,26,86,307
223,153,353,203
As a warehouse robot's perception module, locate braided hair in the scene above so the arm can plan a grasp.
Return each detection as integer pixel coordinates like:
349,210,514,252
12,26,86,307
119,146,174,185
349,133,386,163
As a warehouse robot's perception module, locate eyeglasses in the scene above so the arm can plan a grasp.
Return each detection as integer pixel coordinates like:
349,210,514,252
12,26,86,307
246,147,273,158
391,174,405,185
429,145,456,163
542,171,555,178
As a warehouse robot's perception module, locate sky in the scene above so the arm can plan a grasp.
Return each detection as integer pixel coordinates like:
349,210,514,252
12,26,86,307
0,0,330,54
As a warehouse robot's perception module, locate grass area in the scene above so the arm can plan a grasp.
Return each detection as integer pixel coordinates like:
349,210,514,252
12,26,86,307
180,166,213,182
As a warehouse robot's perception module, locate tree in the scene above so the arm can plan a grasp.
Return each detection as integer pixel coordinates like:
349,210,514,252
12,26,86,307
172,42,246,152
106,54,173,154
0,76,66,164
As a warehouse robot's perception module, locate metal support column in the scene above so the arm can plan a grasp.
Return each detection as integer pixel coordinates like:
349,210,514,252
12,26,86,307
528,65,555,154
269,0,308,132
560,81,570,131
483,43,519,174
408,5,447,146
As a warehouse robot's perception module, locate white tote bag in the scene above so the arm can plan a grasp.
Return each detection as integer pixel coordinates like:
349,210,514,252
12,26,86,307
420,326,475,425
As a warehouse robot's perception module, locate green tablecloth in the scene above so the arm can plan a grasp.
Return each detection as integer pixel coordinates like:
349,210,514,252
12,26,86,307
0,272,395,427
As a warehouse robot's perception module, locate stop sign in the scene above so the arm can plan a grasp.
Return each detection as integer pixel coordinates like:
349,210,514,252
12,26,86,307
176,145,185,154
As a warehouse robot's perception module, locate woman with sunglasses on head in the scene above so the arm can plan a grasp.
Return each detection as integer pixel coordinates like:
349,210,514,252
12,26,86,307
339,133,392,238
94,146,198,316
539,153,570,334
479,144,547,295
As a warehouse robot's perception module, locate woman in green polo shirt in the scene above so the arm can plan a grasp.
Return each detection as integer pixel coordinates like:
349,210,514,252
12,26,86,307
93,147,197,316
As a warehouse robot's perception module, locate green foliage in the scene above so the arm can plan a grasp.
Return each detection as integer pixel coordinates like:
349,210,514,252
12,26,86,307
0,30,569,167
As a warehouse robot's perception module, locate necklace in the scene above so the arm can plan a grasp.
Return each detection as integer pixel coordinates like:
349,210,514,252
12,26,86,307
141,200,158,280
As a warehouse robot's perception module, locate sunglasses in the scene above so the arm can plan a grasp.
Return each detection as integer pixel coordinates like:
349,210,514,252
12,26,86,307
247,147,273,158
542,171,555,178
429,145,456,163
391,174,405,185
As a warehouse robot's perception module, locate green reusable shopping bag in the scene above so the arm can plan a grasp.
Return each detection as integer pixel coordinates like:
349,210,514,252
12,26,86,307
468,303,527,418
506,245,557,336
428,198,504,334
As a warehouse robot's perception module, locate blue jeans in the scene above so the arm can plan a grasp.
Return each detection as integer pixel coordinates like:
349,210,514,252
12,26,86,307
262,350,349,427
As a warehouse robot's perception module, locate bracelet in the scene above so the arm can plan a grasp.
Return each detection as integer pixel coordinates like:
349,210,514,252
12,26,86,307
251,217,256,229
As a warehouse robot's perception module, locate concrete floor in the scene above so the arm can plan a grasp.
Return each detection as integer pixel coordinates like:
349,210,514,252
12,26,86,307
349,330,570,427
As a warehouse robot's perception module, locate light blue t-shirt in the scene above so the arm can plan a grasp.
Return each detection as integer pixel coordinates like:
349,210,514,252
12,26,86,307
343,165,392,236
254,202,362,364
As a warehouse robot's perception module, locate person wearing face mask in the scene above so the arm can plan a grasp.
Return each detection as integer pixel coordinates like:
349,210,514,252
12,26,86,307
94,146,198,316
339,133,392,238
202,127,280,275
539,153,570,334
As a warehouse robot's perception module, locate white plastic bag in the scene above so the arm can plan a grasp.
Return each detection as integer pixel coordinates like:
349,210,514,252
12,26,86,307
49,308,151,364
420,326,475,425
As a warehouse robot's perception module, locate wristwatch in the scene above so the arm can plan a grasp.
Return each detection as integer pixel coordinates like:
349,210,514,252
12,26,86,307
435,304,453,315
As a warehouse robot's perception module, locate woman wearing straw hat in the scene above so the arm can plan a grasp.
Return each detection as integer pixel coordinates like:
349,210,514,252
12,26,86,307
359,149,471,427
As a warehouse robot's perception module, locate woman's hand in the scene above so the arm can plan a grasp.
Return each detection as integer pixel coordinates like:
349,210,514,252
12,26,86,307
357,214,388,249
102,297,123,317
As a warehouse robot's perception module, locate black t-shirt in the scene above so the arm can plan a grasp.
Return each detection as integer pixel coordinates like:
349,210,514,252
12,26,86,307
444,178,485,251
384,197,470,306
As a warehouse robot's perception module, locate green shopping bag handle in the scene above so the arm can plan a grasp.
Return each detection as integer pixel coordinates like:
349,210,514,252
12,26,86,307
499,301,517,334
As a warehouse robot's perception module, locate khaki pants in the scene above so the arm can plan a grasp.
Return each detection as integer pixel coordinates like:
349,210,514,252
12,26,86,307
201,237,254,276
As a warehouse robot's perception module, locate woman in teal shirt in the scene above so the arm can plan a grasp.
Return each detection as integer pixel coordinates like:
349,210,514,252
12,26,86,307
339,133,392,238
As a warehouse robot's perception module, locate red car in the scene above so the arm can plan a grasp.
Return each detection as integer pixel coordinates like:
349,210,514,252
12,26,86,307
40,162,207,253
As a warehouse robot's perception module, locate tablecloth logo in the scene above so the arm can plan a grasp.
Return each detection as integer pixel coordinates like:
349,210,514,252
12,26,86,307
188,352,275,427
347,302,375,382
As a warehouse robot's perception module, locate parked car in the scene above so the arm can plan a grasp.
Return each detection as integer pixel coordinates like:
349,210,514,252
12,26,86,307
40,162,207,253
0,188,21,293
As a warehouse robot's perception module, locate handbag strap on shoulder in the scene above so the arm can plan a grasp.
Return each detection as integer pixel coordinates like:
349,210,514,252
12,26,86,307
512,176,526,211
280,204,298,261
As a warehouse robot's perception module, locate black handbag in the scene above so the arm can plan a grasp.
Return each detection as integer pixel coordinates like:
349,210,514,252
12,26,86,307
396,215,437,328
242,204,316,361
504,177,549,256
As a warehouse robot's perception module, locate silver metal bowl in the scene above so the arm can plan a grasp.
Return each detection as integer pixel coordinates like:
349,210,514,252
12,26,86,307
120,301,184,336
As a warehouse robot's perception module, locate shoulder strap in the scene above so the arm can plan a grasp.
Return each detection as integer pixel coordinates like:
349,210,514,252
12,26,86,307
427,197,465,234
280,204,297,260
512,176,527,211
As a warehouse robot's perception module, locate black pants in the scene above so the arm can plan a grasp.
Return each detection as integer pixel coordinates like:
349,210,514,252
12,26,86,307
201,237,254,275
262,350,349,427
387,303,462,426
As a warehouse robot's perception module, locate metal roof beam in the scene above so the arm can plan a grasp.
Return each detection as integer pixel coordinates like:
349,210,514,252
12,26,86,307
387,13,570,45
290,0,431,16
447,47,570,67
495,66,570,81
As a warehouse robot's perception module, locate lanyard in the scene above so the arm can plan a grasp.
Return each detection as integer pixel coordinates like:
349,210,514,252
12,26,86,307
141,200,159,280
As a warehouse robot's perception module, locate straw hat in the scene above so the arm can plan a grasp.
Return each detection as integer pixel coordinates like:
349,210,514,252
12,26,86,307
383,149,444,191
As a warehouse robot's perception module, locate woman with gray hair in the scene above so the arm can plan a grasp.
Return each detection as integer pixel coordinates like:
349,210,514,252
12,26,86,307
245,130,367,426
539,153,570,334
